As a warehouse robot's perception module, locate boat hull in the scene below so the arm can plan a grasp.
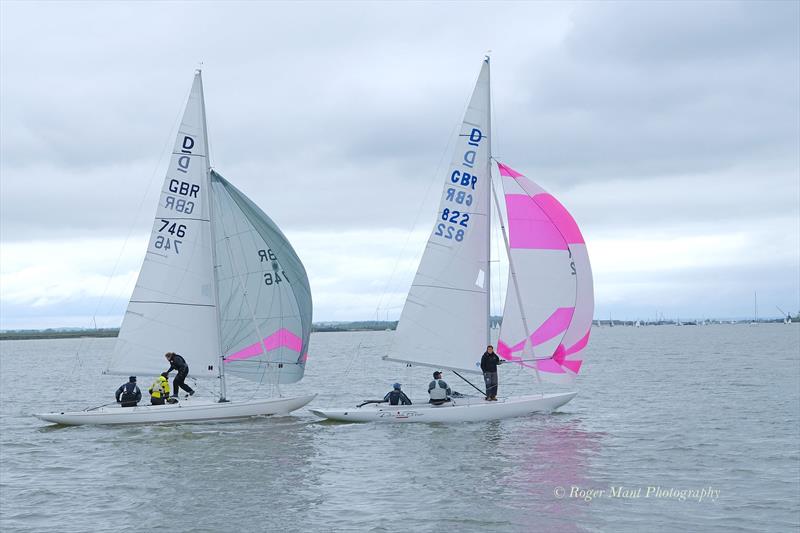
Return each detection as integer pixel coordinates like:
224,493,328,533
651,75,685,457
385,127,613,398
309,392,576,423
34,394,317,426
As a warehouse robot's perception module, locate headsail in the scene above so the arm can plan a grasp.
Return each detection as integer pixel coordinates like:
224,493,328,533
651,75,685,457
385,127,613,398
496,162,594,384
211,171,312,384
386,59,492,373
107,72,219,377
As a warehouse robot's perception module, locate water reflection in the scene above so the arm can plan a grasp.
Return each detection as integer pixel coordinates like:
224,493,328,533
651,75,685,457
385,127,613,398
475,415,605,532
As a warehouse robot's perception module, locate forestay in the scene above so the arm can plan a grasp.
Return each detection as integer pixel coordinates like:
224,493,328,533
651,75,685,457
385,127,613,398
386,59,492,374
211,171,312,385
107,72,219,378
496,162,594,384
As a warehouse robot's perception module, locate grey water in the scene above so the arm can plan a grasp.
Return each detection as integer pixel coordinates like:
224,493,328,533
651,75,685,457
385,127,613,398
1,324,798,532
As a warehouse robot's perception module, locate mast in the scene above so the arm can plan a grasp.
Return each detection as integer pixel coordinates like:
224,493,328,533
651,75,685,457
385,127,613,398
485,55,492,347
754,291,758,323
197,70,228,402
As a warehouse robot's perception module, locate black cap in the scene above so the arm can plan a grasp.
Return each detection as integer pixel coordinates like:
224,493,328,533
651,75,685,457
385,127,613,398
129,376,137,382
433,371,442,378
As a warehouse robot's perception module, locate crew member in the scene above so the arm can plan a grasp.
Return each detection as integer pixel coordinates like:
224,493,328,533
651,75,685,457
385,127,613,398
163,352,195,399
428,371,451,405
480,345,503,401
115,376,142,407
148,374,170,405
383,383,412,406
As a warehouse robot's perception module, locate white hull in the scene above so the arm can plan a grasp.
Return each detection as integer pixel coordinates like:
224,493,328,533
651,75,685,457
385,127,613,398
34,394,317,426
309,392,576,423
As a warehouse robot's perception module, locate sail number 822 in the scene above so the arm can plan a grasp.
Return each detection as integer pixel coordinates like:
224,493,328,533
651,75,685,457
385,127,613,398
435,224,464,241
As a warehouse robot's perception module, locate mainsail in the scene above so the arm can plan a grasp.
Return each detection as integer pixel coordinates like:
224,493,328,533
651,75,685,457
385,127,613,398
496,162,594,384
211,171,312,385
108,72,219,377
108,71,312,387
386,59,492,373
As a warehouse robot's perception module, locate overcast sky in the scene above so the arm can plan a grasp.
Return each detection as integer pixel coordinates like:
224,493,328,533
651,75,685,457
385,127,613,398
1,0,798,329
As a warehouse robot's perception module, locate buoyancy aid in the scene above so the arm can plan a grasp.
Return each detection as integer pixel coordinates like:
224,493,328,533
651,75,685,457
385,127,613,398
149,376,170,399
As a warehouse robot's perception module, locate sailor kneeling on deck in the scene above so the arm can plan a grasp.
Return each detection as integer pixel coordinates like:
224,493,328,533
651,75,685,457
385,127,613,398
148,375,171,405
428,371,451,405
115,376,142,407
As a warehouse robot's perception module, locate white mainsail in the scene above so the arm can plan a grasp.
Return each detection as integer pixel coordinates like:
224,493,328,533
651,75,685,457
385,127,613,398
108,72,219,378
386,59,492,374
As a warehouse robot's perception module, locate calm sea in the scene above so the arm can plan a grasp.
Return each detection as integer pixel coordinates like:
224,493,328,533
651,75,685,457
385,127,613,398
1,325,798,532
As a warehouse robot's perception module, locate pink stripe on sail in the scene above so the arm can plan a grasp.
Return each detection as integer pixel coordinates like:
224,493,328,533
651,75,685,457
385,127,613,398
498,308,573,359
225,341,264,362
497,160,585,247
537,359,566,374
534,194,584,245
500,313,586,376
564,330,590,356
262,328,303,353
562,359,582,374
531,307,575,346
496,340,513,360
505,194,569,250
497,161,524,178
224,328,304,363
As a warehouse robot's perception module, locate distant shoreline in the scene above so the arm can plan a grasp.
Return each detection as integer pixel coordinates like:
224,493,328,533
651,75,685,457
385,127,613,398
2,318,796,341
0,322,399,341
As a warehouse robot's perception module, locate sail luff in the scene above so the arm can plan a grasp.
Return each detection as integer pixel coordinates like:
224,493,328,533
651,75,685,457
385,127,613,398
485,56,492,347
195,70,227,399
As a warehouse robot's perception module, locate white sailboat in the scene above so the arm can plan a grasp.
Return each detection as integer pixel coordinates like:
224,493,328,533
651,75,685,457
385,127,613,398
36,71,316,425
311,58,593,423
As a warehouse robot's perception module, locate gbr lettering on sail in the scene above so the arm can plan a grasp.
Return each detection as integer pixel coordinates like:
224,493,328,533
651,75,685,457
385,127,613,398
153,135,200,256
434,127,485,243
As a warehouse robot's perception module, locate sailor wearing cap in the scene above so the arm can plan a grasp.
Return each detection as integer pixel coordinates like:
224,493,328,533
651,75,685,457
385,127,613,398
383,383,412,406
115,376,142,407
428,371,451,405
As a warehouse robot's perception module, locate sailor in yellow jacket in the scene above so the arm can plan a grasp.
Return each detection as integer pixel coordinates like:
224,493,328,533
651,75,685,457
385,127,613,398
148,375,171,405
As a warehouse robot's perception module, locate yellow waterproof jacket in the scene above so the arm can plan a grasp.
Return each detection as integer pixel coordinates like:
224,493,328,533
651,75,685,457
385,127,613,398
148,376,170,399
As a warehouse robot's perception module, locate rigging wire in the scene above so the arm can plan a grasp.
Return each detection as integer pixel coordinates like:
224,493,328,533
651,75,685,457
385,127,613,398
378,63,491,361
374,119,460,323
63,82,192,392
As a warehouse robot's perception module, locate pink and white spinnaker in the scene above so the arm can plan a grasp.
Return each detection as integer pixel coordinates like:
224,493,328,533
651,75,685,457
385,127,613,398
496,162,594,384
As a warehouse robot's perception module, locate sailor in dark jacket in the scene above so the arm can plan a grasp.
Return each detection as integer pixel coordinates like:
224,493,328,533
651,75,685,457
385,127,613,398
480,345,503,401
115,376,142,407
383,383,412,406
163,352,195,399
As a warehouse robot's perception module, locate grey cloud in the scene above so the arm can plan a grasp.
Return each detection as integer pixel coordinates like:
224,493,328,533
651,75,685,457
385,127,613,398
1,1,798,323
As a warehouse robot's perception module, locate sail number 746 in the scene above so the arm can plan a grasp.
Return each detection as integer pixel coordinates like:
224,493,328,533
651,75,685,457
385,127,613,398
153,219,186,255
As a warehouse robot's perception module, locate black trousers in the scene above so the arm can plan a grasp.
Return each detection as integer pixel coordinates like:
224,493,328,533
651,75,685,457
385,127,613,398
150,397,165,405
173,371,194,395
120,401,138,408
483,372,498,398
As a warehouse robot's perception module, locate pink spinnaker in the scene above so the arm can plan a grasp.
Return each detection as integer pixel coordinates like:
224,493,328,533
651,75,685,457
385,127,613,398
496,162,594,384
